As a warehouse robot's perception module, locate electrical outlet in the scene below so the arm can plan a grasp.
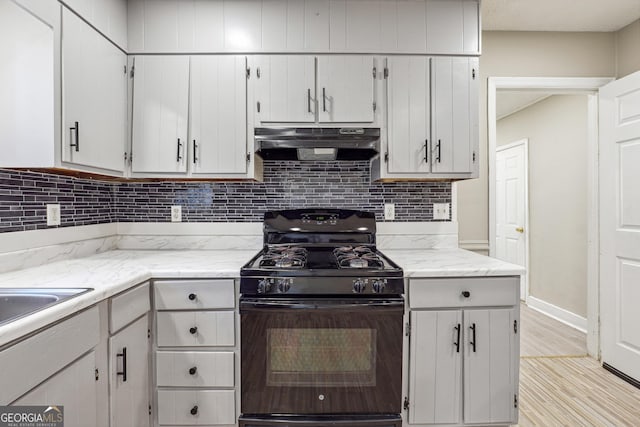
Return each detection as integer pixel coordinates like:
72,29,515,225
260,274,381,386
433,203,450,220
171,206,182,222
46,204,61,226
384,203,395,220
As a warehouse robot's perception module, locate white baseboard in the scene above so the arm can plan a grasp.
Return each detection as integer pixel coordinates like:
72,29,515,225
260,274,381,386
527,296,587,333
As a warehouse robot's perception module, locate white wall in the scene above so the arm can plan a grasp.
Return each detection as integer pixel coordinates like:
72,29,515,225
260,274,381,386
497,95,588,317
457,31,616,252
616,19,640,78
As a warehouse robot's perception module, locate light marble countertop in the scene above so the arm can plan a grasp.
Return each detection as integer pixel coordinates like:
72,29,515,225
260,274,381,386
0,248,523,347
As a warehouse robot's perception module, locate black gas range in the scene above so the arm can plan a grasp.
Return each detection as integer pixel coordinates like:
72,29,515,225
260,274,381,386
240,208,404,296
239,209,404,427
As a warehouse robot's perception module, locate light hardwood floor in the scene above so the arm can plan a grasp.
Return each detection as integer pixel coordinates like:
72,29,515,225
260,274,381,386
517,303,640,426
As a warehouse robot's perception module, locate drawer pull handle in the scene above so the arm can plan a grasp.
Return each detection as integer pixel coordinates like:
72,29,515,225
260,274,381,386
454,324,461,353
461,291,471,298
188,293,197,301
189,366,197,375
469,323,477,352
116,347,127,382
189,326,198,335
190,405,198,416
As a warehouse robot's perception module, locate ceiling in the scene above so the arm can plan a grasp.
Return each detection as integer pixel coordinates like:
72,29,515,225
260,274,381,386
496,92,554,121
482,0,640,32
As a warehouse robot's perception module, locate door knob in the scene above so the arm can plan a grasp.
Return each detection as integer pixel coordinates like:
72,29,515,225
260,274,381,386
516,227,524,233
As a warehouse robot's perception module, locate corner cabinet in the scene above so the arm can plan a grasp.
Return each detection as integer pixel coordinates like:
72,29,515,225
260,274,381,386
406,276,520,426
62,7,128,175
108,283,151,427
372,56,479,181
249,55,380,125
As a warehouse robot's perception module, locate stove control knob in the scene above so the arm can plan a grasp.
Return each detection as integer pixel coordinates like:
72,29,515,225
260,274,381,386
257,279,272,294
372,279,386,294
352,279,366,294
277,278,291,293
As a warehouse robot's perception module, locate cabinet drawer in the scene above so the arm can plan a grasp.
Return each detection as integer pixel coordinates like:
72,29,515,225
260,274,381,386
110,282,150,333
0,306,99,404
154,280,235,310
156,311,235,347
157,390,235,425
409,277,519,309
156,351,234,387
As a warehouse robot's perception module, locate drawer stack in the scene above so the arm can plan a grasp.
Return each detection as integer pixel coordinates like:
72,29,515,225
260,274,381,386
154,279,237,426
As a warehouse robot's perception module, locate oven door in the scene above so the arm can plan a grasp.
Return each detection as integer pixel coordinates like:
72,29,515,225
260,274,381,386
240,297,404,416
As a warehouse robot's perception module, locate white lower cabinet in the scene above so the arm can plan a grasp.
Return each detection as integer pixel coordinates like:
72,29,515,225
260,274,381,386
13,351,98,427
407,277,520,426
157,390,236,425
154,279,238,426
108,281,151,427
110,315,151,427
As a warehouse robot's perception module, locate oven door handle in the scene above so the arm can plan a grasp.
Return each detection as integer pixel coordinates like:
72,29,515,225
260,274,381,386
240,298,404,312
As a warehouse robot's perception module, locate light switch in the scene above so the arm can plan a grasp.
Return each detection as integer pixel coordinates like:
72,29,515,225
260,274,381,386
433,203,450,220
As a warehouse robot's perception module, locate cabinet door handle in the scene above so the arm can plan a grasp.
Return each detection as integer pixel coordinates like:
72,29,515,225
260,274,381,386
469,323,476,352
189,366,197,376
322,87,327,112
454,324,461,353
189,326,198,335
69,121,80,152
188,293,197,301
436,140,442,163
177,138,183,162
116,347,127,382
461,291,471,298
190,405,198,416
192,140,198,164
307,88,312,113
424,139,428,163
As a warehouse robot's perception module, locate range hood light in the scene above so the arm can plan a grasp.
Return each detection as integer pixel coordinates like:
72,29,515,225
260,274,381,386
297,148,337,161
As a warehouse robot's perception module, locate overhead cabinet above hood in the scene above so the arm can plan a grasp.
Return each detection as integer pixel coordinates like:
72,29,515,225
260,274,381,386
254,127,380,161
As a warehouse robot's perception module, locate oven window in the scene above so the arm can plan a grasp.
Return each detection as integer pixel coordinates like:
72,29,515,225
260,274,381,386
267,328,377,387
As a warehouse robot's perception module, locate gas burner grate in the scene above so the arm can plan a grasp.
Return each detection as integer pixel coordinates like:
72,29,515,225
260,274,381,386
259,246,308,269
333,246,384,269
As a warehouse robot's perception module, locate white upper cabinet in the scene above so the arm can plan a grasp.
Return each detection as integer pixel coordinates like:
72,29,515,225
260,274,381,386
62,8,127,174
131,56,190,174
126,0,479,55
0,0,54,169
317,56,376,123
426,0,479,54
190,56,248,175
252,55,316,123
63,0,127,49
431,56,479,175
386,56,431,174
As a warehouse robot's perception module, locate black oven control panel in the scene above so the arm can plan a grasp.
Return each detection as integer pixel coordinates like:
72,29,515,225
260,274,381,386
243,276,404,296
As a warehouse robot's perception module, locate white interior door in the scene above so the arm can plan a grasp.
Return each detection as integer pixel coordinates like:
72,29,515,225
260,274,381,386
599,71,640,382
495,140,528,300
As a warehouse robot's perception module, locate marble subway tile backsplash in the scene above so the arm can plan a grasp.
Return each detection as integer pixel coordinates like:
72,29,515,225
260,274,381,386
1,162,451,233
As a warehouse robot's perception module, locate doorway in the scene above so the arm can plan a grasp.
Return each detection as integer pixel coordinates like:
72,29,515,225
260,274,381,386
488,77,612,358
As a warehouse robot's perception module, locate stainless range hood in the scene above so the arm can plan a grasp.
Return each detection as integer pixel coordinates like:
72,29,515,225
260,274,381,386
254,127,380,161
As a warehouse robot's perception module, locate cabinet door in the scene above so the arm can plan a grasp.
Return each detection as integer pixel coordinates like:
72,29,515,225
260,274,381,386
317,55,375,123
62,8,127,173
253,55,315,123
13,351,98,427
191,56,248,175
131,55,189,173
431,56,478,174
109,315,150,427
386,57,431,174
409,310,462,424
463,308,518,424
